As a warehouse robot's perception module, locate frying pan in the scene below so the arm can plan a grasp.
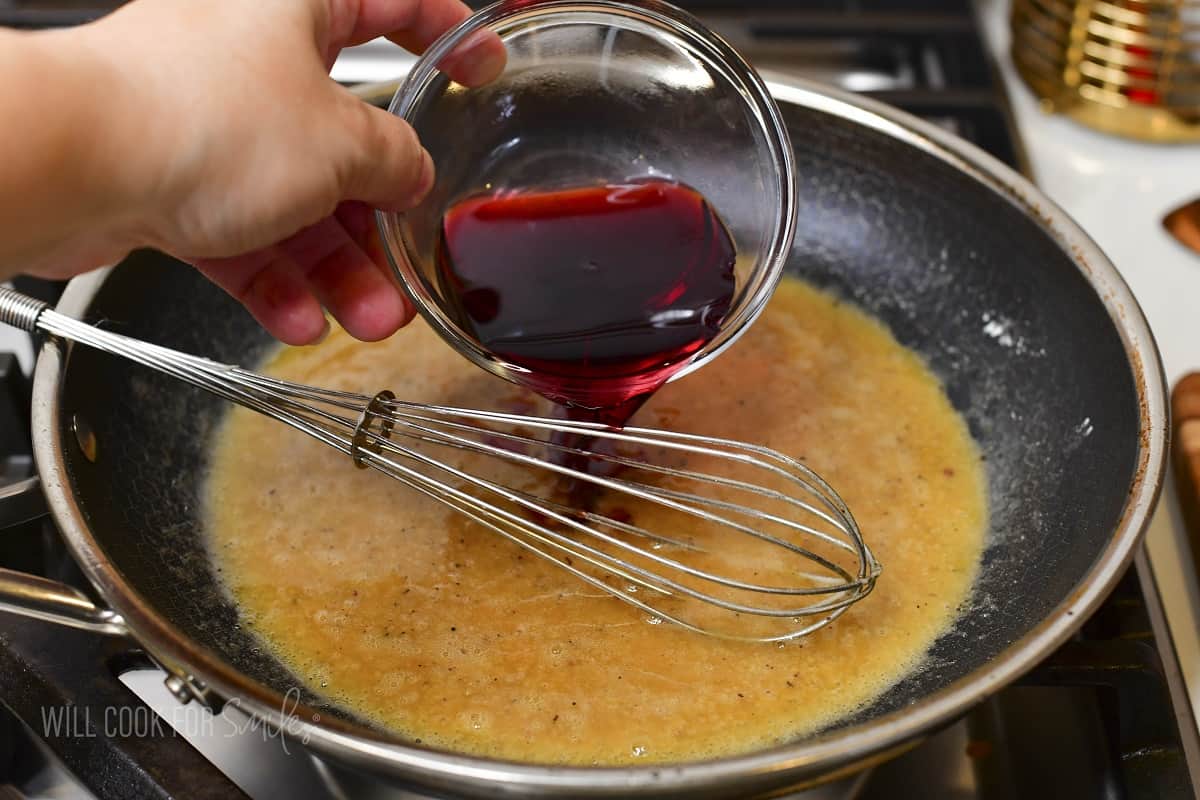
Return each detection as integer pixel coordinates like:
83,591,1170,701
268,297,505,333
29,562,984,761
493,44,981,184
0,74,1167,798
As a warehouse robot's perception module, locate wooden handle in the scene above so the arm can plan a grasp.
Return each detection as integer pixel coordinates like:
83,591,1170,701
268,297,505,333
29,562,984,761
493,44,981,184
1173,373,1200,575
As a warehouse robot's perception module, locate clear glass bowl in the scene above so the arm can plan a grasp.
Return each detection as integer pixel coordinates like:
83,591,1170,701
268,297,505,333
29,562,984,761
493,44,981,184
377,0,797,402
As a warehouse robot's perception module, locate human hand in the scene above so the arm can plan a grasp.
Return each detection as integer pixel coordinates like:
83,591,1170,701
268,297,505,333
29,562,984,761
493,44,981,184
44,0,503,344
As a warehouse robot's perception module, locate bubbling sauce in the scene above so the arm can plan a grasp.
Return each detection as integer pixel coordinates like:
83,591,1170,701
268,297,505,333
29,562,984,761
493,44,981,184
203,278,986,765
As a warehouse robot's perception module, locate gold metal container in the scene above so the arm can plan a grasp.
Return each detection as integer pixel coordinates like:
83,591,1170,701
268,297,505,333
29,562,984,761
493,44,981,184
1011,0,1200,142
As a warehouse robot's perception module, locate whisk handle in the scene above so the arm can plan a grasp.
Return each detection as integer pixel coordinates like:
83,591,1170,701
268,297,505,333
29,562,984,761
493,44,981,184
0,285,234,390
0,287,50,333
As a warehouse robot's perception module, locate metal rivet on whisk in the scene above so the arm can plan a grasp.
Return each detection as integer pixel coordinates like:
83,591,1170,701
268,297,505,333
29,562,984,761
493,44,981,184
72,414,98,463
351,390,397,469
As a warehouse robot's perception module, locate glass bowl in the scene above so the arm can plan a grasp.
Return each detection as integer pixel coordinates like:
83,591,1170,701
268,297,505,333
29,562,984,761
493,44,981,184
376,0,797,411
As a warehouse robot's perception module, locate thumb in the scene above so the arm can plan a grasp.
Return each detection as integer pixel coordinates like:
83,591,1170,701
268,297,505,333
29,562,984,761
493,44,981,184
338,99,435,212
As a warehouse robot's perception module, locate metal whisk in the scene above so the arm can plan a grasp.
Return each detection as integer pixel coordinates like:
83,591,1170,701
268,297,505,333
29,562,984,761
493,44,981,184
0,287,880,643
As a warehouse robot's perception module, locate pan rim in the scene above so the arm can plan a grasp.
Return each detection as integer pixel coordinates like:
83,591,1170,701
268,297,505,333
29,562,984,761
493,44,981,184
30,73,1169,795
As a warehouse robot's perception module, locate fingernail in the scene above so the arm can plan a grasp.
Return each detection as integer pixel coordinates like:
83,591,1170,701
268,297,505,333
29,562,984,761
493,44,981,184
312,317,332,345
453,31,507,87
415,148,435,202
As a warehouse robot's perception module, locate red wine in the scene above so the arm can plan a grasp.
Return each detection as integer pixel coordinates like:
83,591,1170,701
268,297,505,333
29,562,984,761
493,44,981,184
436,180,736,427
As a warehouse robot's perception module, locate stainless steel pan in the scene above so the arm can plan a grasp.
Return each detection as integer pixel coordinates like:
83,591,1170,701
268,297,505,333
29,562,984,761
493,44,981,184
0,75,1168,798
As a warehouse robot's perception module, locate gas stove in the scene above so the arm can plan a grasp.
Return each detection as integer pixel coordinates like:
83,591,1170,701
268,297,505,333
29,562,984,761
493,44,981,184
3,2,1200,798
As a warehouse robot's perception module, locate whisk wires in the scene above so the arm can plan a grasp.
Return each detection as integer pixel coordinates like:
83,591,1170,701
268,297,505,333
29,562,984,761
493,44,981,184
22,299,881,643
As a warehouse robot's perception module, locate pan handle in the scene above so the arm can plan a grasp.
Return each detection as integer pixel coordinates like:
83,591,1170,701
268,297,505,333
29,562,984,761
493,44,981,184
0,567,129,636
0,474,48,527
0,416,120,634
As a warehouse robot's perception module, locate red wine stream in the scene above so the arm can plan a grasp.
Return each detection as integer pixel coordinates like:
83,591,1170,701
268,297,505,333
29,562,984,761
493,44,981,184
436,180,737,429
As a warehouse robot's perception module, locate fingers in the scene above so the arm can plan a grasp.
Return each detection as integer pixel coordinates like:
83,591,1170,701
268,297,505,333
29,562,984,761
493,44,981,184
340,0,506,87
388,27,506,87
280,211,413,342
338,101,435,212
345,0,472,49
195,251,329,346
193,206,413,345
